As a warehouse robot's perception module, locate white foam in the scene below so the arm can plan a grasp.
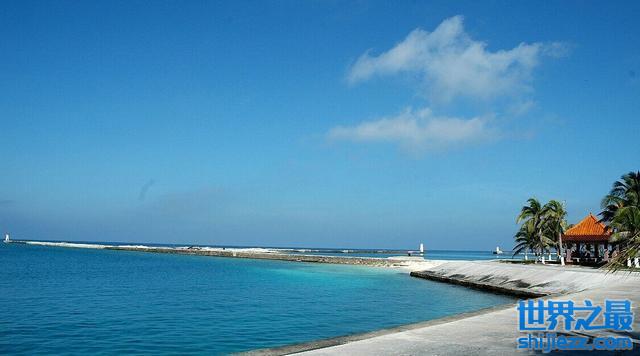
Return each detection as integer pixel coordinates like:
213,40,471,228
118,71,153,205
25,241,112,249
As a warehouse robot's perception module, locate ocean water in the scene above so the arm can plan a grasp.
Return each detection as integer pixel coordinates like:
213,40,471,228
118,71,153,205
0,243,514,354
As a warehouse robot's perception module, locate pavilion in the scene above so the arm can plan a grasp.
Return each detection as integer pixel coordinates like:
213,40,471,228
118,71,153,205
563,213,612,264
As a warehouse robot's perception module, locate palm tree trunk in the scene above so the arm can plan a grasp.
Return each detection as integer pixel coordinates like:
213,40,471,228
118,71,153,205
558,232,565,266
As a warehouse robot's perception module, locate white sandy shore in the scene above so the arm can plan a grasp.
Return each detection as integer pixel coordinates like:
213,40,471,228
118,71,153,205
382,256,450,271
24,241,112,249
21,240,282,254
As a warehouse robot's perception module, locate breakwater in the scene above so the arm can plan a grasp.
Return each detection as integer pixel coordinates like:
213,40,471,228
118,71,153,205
9,240,416,268
106,246,407,267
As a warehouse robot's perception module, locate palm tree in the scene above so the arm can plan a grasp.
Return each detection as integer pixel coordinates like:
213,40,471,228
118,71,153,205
542,200,568,265
512,220,537,260
600,171,640,223
600,171,640,271
515,198,553,263
607,206,640,271
517,198,544,226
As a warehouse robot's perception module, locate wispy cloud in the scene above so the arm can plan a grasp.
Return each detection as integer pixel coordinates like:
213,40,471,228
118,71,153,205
328,107,495,153
347,15,566,102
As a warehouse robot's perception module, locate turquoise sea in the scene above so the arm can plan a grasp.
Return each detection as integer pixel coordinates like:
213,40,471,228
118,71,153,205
0,243,514,354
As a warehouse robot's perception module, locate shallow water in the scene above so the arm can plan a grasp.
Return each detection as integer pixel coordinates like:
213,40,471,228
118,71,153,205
0,243,514,354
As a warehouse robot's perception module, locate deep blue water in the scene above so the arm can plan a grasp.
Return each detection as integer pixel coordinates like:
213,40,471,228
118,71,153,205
0,243,514,354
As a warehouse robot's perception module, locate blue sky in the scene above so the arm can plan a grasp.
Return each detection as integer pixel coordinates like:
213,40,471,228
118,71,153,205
1,1,639,249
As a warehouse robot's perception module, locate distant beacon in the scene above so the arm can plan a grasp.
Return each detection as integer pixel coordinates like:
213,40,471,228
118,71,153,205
419,243,424,254
4,233,9,243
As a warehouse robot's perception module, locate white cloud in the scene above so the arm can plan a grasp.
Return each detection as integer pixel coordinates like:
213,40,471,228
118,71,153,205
330,16,566,155
328,107,495,153
347,16,564,102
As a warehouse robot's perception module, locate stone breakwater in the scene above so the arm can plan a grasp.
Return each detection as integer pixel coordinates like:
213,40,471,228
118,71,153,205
10,240,420,268
106,245,408,267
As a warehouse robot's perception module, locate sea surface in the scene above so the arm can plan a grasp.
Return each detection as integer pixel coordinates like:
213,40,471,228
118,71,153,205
0,243,514,354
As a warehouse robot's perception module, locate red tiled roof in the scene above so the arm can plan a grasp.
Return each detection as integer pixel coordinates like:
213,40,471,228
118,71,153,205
562,213,611,242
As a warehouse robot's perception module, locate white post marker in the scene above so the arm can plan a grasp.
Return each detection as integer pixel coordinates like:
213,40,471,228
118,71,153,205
419,243,424,254
3,233,9,243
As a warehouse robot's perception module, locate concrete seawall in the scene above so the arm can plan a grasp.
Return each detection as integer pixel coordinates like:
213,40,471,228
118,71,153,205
409,260,635,296
409,270,547,298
